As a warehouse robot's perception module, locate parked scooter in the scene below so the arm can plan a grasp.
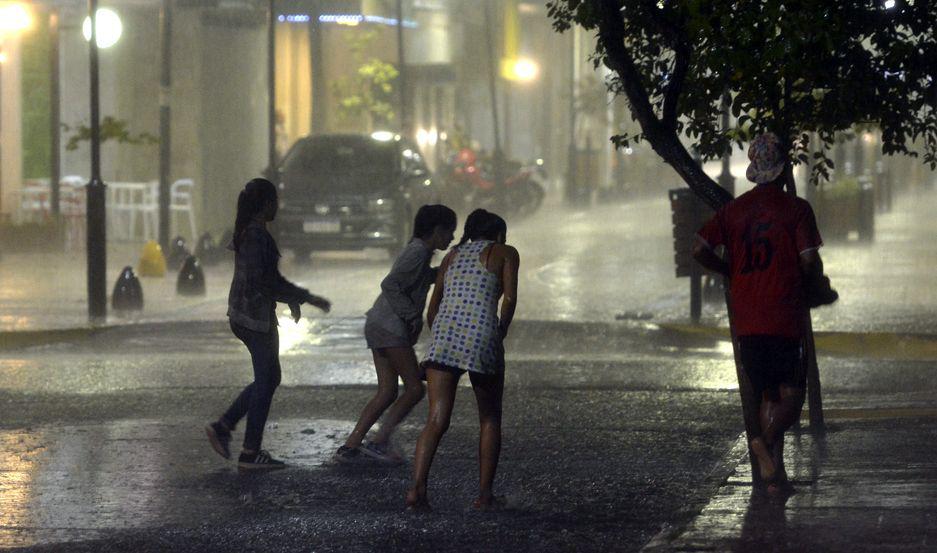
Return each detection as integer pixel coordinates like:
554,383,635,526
442,148,545,219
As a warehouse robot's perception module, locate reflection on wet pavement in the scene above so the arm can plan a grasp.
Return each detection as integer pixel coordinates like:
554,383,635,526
645,419,937,552
0,418,353,549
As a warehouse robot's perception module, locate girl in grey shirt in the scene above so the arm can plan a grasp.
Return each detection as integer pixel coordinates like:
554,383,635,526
335,205,457,464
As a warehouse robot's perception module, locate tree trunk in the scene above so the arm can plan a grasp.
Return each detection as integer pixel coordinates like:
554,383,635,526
592,0,778,486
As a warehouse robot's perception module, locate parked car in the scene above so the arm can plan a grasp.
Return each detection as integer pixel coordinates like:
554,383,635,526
273,132,444,259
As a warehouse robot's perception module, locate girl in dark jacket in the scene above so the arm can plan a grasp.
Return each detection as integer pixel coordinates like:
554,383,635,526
206,178,331,470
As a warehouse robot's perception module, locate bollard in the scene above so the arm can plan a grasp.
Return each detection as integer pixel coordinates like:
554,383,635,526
195,232,221,266
219,228,234,250
112,266,144,311
138,240,167,277
167,235,190,270
177,255,206,296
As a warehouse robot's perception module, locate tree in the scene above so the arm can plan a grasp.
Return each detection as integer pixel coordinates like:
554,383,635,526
331,28,400,131
547,0,937,210
62,116,158,152
548,0,937,485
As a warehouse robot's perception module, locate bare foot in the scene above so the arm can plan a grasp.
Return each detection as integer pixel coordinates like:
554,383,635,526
750,437,777,483
472,494,507,511
405,488,430,511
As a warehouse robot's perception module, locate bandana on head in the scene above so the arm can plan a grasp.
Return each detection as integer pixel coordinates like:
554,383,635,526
746,132,786,184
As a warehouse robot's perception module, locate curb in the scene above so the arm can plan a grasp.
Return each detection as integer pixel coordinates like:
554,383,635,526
0,327,110,351
5,318,937,358
658,323,937,360
640,432,750,552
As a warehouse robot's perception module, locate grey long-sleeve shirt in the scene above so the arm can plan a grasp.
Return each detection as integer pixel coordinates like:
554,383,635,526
365,239,437,338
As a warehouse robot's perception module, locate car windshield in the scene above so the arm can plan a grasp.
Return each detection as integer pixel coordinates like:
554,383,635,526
283,137,397,175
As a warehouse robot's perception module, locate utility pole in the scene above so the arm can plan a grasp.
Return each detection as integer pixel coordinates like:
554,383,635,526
309,1,326,134
266,0,277,173
87,0,108,320
483,0,503,186
396,0,411,138
158,0,172,247
566,26,578,204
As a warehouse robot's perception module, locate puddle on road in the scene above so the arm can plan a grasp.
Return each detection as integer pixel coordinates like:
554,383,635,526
0,418,354,549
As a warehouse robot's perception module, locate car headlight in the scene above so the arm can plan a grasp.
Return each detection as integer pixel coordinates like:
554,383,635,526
369,197,395,212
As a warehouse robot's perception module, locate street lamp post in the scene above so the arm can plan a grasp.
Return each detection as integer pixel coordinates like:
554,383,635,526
483,0,503,187
158,0,172,248
266,0,277,174
86,0,108,320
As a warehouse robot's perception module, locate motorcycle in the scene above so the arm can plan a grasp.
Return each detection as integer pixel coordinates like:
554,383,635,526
442,149,545,219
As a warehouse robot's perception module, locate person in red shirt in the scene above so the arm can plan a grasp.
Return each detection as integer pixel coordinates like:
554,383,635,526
693,132,824,493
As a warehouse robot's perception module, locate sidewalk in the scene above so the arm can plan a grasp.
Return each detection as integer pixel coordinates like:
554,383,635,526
643,414,937,552
0,244,230,334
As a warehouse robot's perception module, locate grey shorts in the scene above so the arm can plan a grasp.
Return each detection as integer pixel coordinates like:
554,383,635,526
364,320,412,350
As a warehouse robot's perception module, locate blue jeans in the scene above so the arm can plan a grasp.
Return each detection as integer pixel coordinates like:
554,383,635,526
222,322,281,452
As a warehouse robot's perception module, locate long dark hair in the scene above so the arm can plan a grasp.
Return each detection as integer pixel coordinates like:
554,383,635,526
456,209,507,247
233,178,277,251
412,204,457,239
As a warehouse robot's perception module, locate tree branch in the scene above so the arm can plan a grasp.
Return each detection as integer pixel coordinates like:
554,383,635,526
663,42,690,131
638,0,689,131
596,0,733,209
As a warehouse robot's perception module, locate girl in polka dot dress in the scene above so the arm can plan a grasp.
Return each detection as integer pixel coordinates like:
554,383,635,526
407,209,520,511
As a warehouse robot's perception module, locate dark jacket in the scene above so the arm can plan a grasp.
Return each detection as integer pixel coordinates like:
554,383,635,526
227,221,308,332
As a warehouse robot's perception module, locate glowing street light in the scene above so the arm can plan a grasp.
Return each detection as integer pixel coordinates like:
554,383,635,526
82,8,122,48
505,57,540,83
0,3,32,34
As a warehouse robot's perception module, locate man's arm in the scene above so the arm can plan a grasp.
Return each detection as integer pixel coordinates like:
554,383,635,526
799,248,822,280
692,240,729,277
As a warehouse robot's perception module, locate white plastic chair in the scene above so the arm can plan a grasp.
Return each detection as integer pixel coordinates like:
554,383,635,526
171,178,197,241
19,178,50,222
140,180,159,241
107,182,137,240
60,176,86,251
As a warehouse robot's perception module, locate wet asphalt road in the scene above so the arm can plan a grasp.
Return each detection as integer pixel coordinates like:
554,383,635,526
1,319,744,552
4,317,937,551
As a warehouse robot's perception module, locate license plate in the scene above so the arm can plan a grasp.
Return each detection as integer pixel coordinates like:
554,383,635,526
303,218,341,233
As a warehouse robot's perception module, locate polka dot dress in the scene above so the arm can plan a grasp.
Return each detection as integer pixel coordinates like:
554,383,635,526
426,240,504,374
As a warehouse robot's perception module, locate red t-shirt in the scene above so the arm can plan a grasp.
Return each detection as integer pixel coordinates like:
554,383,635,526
697,185,823,338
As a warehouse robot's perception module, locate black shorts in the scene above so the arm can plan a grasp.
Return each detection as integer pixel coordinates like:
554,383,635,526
738,335,805,400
